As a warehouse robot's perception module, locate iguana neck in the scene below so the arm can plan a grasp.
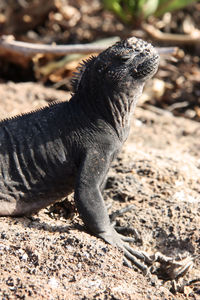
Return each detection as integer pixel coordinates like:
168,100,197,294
73,82,144,141
102,84,144,140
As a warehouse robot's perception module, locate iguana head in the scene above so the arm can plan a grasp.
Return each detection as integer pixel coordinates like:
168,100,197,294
95,37,159,84
71,38,159,136
72,37,159,93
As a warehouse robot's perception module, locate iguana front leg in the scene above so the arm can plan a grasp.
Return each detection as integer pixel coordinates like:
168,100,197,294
74,150,148,273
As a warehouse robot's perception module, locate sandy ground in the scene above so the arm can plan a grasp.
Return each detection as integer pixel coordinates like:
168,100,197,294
0,82,199,299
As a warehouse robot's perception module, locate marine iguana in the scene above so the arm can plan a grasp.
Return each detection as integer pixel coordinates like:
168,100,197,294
0,37,193,275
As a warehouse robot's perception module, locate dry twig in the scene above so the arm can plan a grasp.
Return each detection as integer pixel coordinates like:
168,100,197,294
0,35,178,57
142,23,200,45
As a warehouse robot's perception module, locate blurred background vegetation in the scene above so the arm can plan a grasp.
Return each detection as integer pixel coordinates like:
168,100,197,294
0,0,199,121
103,0,199,22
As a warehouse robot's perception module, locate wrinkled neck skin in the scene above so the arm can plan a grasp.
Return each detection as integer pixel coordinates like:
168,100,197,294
104,81,144,141
74,79,144,142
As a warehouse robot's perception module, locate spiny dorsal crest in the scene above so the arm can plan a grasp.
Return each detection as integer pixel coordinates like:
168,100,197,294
71,56,96,93
0,101,62,125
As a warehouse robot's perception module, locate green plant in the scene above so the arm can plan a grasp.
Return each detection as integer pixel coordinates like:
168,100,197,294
103,0,198,22
155,0,198,16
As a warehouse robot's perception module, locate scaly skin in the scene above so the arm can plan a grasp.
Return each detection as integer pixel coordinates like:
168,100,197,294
0,37,160,272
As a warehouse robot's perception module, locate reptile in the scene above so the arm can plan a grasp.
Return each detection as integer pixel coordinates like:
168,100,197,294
0,37,193,275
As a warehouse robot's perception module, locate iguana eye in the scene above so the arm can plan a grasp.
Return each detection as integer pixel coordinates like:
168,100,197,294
114,54,130,63
121,55,130,62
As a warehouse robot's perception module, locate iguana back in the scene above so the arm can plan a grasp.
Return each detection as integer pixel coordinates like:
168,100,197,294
0,101,79,213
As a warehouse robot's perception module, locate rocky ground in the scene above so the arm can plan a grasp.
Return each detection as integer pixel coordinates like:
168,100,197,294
0,1,200,298
0,82,199,299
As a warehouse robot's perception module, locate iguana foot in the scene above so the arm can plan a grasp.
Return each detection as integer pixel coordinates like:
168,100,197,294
98,226,149,273
109,205,142,242
108,206,195,279
171,276,200,293
147,252,196,280
100,227,195,279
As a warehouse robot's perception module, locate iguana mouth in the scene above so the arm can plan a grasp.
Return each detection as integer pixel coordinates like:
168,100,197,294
132,53,159,79
138,54,159,69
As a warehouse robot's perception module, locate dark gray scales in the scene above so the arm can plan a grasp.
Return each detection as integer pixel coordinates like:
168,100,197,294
0,37,193,276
